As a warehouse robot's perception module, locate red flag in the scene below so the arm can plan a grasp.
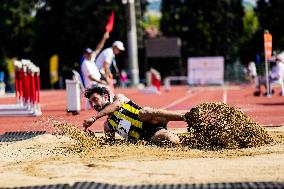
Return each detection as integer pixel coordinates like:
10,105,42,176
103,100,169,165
105,11,114,33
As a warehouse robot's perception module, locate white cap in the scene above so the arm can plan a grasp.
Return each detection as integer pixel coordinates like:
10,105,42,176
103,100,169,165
112,41,125,51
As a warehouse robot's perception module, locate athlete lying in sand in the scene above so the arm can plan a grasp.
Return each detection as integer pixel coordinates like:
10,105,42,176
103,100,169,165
83,86,185,144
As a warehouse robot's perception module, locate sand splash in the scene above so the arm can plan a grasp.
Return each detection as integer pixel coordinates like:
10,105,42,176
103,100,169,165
52,122,108,151
183,102,273,149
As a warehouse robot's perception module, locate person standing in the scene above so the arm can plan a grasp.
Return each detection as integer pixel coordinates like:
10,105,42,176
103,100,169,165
253,56,284,96
119,69,129,88
95,41,125,89
81,32,109,89
81,32,109,110
268,57,284,95
247,61,258,87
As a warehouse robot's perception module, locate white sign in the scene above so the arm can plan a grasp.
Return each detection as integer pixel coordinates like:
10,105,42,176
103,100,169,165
188,56,224,85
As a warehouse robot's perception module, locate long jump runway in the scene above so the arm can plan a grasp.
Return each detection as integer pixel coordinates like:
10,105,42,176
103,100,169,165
157,85,284,128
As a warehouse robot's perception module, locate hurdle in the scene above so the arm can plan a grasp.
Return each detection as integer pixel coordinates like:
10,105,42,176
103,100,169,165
0,59,42,116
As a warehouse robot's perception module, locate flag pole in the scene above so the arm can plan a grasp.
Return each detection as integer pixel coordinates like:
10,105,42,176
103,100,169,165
264,30,272,96
265,53,269,96
125,0,140,86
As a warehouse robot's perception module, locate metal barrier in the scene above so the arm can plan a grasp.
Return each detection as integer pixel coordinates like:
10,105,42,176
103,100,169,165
0,59,42,116
164,76,188,91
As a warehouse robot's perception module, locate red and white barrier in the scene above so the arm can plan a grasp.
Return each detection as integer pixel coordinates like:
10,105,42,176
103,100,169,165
140,68,161,94
0,59,42,116
150,68,161,92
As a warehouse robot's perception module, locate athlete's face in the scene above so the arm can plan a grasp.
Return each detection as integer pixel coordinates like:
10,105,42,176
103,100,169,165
89,93,109,111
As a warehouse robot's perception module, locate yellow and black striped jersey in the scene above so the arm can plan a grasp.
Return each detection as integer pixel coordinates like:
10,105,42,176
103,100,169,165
107,100,143,140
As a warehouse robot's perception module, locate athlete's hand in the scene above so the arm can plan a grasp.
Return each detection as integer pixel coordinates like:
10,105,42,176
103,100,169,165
83,117,96,131
85,129,96,137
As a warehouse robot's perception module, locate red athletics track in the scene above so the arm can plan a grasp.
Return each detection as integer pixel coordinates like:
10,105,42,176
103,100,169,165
0,85,283,134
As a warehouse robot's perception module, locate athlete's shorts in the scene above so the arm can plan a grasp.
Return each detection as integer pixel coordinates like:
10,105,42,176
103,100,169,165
140,122,167,141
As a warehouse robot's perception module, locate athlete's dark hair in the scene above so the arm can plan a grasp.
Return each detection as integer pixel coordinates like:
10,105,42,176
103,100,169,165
84,85,110,100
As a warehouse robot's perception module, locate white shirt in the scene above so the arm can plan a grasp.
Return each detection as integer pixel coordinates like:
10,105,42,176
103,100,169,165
248,62,257,77
95,47,115,73
270,62,284,80
81,59,101,88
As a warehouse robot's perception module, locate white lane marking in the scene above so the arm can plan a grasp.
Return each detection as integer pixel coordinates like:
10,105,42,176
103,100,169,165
223,85,227,104
161,91,196,110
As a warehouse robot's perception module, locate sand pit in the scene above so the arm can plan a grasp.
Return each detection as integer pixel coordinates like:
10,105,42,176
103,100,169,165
0,126,284,188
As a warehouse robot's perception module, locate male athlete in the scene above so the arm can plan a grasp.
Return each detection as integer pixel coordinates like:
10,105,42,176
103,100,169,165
83,86,185,144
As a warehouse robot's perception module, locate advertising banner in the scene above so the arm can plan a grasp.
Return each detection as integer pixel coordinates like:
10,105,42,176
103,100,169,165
49,55,59,86
188,56,224,85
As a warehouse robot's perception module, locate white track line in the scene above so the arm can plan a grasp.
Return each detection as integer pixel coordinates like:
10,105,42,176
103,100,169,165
161,91,196,110
223,85,227,104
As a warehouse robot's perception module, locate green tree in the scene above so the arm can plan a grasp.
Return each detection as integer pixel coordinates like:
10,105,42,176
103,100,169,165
255,0,284,51
0,0,149,88
242,7,259,44
32,0,129,88
141,14,161,30
160,0,244,63
0,0,37,60
240,0,284,68
239,6,260,64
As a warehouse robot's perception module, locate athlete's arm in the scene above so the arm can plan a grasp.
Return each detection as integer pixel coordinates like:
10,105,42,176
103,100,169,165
94,94,129,120
83,94,129,130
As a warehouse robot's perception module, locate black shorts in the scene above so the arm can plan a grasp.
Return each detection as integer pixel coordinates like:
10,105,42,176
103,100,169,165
140,122,167,141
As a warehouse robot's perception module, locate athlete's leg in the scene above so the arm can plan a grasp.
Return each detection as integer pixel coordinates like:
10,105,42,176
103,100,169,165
150,129,180,145
139,107,184,124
